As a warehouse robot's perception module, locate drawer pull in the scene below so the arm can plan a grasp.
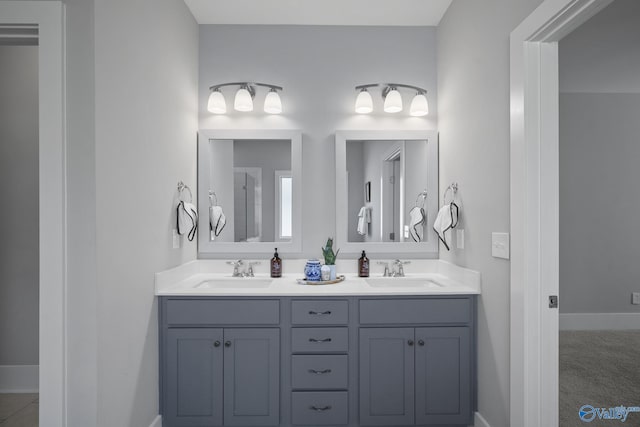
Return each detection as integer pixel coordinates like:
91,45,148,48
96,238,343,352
310,405,332,412
308,310,332,315
308,368,332,375
309,337,332,343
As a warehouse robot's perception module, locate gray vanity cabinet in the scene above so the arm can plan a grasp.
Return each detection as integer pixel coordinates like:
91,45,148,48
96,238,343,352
160,295,476,427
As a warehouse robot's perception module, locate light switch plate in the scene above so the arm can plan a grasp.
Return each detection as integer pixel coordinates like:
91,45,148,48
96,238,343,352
456,229,465,249
632,292,640,305
492,232,510,259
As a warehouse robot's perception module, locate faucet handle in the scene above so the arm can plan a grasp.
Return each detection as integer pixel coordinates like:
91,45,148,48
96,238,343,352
377,261,391,277
247,262,260,277
227,260,244,266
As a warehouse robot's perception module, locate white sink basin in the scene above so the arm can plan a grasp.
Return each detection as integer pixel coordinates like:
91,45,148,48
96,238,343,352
365,277,444,288
194,278,273,289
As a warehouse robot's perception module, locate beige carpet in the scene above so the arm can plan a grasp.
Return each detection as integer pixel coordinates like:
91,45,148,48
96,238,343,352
560,330,640,426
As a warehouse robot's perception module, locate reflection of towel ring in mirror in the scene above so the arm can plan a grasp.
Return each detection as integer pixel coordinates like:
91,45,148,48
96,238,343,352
208,190,218,206
177,181,193,203
415,190,428,208
443,182,458,204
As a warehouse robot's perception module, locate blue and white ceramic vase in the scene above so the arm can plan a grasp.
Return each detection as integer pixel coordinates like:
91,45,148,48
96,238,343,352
304,259,322,281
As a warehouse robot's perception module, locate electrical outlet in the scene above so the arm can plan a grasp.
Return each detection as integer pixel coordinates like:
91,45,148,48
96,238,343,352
172,229,180,249
632,292,640,305
456,229,465,249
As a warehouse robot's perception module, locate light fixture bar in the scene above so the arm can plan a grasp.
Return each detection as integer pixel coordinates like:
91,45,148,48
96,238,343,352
209,82,283,92
355,83,427,95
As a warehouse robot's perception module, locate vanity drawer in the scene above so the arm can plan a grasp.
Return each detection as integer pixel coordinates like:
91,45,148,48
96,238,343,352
164,299,280,325
291,328,349,353
291,300,348,325
291,355,348,390
291,391,348,425
359,298,471,325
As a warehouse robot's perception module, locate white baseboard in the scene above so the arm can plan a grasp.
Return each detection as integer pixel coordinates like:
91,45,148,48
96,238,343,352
560,313,640,330
149,415,162,427
0,365,39,393
473,412,491,427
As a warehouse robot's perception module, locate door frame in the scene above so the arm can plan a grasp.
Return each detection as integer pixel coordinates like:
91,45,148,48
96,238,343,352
0,2,67,426
509,0,613,425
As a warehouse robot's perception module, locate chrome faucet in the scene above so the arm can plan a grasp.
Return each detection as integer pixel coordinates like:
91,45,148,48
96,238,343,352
392,259,410,277
227,260,244,277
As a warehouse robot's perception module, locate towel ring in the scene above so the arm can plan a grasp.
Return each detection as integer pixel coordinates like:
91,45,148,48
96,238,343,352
443,182,458,204
415,190,428,208
209,190,218,206
177,181,193,203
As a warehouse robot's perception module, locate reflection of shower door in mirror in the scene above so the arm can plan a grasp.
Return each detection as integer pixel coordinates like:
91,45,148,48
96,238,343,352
233,168,262,242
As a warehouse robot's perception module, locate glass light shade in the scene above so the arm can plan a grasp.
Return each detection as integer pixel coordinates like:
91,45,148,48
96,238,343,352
234,87,253,112
263,90,282,114
207,90,226,114
409,93,429,117
383,88,403,113
355,90,373,114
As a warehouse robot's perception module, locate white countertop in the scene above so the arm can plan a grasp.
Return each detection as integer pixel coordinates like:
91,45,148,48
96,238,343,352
155,259,481,296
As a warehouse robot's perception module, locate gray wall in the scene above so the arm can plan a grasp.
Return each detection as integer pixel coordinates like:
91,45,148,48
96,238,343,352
0,45,39,366
436,0,543,426
559,0,640,314
199,25,438,257
94,0,198,426
559,93,640,314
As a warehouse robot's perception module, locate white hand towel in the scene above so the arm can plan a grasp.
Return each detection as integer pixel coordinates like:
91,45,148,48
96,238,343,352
433,203,458,250
357,206,371,236
408,206,426,242
210,205,226,239
177,201,198,241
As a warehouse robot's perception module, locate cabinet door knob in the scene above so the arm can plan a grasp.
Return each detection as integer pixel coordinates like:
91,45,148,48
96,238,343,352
214,341,221,347
224,341,231,347
418,340,425,346
408,339,414,346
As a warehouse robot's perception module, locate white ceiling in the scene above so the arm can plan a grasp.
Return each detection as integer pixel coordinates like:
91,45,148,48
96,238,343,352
184,0,453,26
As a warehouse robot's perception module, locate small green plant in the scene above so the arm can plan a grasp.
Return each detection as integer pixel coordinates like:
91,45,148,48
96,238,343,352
321,237,340,265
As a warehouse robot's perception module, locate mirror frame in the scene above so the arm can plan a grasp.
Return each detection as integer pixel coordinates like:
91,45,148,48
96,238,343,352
335,130,439,256
198,129,303,256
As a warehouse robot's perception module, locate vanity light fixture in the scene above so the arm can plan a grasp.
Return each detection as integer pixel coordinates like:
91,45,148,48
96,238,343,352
207,82,284,114
354,83,429,116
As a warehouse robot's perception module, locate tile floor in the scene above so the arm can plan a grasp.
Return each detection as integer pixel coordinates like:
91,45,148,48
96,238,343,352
0,394,38,427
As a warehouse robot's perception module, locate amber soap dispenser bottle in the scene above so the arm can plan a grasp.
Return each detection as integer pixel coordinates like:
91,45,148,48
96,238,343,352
271,248,282,278
358,250,370,277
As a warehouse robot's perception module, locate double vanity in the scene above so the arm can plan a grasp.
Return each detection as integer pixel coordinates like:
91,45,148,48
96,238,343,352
156,260,480,427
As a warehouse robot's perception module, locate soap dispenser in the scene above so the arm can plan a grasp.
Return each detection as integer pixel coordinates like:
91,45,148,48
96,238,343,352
270,248,282,278
358,250,370,277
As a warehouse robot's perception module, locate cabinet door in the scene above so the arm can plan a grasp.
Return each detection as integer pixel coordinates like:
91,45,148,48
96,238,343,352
415,327,471,425
223,328,280,426
359,328,415,426
165,328,224,426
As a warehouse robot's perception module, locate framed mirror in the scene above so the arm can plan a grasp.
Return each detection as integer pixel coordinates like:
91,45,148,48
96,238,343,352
335,130,439,256
198,129,302,255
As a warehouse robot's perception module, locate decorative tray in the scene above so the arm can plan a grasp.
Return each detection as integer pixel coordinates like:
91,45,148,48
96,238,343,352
296,275,346,286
